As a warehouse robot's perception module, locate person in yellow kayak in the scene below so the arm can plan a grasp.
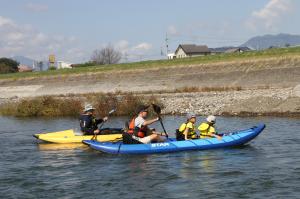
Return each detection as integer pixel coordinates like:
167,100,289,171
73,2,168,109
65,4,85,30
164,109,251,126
125,105,165,144
198,115,222,140
176,113,198,140
79,104,108,135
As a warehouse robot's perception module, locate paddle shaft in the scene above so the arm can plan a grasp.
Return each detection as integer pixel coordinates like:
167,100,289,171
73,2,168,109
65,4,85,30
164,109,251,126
92,109,116,140
158,117,168,137
151,103,169,138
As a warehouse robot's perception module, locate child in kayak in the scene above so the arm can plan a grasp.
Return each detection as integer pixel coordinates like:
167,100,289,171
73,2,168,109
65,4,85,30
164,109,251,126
125,105,166,144
177,113,198,140
79,104,108,135
198,115,222,140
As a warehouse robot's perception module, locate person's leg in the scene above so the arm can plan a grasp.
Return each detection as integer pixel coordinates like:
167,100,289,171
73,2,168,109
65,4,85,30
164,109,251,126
150,132,166,142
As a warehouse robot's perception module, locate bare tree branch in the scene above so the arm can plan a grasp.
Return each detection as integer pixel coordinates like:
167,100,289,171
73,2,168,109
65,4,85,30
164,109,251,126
91,44,122,65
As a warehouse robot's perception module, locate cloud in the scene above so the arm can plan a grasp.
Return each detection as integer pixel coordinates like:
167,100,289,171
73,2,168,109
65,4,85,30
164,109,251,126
110,40,153,61
115,40,130,54
131,42,152,51
25,3,48,12
245,0,294,31
0,16,15,27
167,25,179,36
0,15,86,62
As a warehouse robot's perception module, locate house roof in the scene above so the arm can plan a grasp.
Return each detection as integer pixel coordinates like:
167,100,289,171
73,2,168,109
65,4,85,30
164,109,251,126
176,44,210,54
225,47,252,53
209,46,236,53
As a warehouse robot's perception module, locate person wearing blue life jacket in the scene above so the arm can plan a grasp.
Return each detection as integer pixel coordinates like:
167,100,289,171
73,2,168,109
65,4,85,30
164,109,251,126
79,104,108,135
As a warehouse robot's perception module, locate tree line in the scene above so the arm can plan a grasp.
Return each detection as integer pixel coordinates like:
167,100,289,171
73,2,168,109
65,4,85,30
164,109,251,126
0,44,122,73
0,58,19,74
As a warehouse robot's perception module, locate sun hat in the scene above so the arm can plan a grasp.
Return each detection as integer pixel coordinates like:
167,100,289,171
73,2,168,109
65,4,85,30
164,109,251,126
84,104,95,112
206,115,216,123
186,112,196,120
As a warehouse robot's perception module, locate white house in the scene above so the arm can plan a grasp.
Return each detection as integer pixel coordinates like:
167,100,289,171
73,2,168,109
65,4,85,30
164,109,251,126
167,53,176,59
56,61,72,69
174,44,210,58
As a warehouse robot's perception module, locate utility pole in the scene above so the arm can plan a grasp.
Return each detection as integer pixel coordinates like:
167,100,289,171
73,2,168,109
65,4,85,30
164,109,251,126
160,46,164,56
165,32,169,56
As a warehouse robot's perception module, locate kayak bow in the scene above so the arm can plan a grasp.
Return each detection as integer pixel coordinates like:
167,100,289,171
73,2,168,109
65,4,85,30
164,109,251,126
34,128,123,144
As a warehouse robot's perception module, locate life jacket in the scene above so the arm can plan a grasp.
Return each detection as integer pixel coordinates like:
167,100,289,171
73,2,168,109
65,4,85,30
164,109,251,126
79,114,98,134
198,122,215,138
178,122,197,139
127,117,147,138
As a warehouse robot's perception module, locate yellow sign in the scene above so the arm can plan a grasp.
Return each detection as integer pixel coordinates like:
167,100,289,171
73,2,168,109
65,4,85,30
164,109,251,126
49,54,55,63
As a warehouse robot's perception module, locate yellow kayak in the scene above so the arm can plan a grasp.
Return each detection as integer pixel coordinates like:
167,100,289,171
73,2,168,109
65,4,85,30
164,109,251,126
33,128,123,144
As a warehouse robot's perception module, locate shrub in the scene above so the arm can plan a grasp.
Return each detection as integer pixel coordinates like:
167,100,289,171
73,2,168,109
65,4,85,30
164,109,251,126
0,58,19,74
0,94,161,118
48,66,57,70
0,96,82,117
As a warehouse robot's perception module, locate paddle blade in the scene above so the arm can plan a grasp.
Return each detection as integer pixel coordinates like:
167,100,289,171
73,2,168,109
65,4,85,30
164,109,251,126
108,109,116,115
152,104,161,115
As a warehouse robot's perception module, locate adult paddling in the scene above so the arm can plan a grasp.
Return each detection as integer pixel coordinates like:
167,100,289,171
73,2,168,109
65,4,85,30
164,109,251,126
123,105,166,144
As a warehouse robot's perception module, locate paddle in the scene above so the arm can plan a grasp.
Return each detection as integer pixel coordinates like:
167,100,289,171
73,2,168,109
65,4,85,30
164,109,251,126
152,103,168,138
92,108,116,141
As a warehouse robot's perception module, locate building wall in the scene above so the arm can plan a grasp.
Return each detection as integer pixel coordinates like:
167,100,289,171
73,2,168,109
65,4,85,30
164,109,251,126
57,61,72,69
167,53,176,59
175,47,210,58
175,47,187,58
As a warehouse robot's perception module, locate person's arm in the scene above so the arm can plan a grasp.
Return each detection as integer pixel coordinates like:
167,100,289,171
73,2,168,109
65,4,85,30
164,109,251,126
95,116,108,125
208,127,222,140
143,117,159,126
209,133,222,140
183,128,190,140
95,118,104,125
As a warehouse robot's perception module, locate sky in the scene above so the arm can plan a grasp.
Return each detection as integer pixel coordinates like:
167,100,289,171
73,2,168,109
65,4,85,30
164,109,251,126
0,0,299,63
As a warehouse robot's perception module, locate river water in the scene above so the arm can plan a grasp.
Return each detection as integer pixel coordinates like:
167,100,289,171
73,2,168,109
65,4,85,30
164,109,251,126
0,116,299,199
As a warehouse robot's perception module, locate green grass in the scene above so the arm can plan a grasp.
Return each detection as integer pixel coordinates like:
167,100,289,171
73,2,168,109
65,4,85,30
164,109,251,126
1,46,300,80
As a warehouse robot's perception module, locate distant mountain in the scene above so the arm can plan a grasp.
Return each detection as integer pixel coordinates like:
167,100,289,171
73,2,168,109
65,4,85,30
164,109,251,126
11,56,36,68
241,33,300,50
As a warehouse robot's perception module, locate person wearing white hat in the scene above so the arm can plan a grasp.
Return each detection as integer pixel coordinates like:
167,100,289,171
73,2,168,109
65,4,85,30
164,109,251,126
198,115,221,140
79,104,108,135
176,112,198,140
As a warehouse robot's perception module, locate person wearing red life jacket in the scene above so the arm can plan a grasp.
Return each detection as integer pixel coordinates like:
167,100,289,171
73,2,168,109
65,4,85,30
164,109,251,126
126,105,166,144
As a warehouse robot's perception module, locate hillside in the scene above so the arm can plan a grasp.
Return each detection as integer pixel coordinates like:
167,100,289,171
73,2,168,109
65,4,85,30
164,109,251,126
241,33,300,50
11,56,36,68
1,46,300,81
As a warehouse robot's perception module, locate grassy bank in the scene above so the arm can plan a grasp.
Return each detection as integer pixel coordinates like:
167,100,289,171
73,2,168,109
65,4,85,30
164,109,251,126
1,46,300,80
0,94,161,117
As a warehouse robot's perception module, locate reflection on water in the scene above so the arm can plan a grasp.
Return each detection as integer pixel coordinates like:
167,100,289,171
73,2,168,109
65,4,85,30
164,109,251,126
0,116,300,198
37,143,87,151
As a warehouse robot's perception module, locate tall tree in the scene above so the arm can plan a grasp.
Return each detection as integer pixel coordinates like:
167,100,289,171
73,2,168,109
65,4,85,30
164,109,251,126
0,58,19,74
91,44,122,65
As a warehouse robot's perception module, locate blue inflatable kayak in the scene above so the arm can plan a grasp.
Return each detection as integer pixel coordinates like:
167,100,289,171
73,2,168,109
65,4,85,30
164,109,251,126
83,124,265,154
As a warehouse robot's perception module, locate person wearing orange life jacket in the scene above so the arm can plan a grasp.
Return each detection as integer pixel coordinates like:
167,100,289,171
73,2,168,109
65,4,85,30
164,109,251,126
198,115,222,140
127,105,165,144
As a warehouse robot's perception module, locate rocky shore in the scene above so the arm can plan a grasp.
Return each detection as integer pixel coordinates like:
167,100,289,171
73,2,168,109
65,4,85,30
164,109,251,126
159,86,300,116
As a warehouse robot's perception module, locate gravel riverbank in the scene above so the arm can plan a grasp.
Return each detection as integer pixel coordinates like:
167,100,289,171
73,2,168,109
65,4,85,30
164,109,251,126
1,56,300,117
158,87,300,116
